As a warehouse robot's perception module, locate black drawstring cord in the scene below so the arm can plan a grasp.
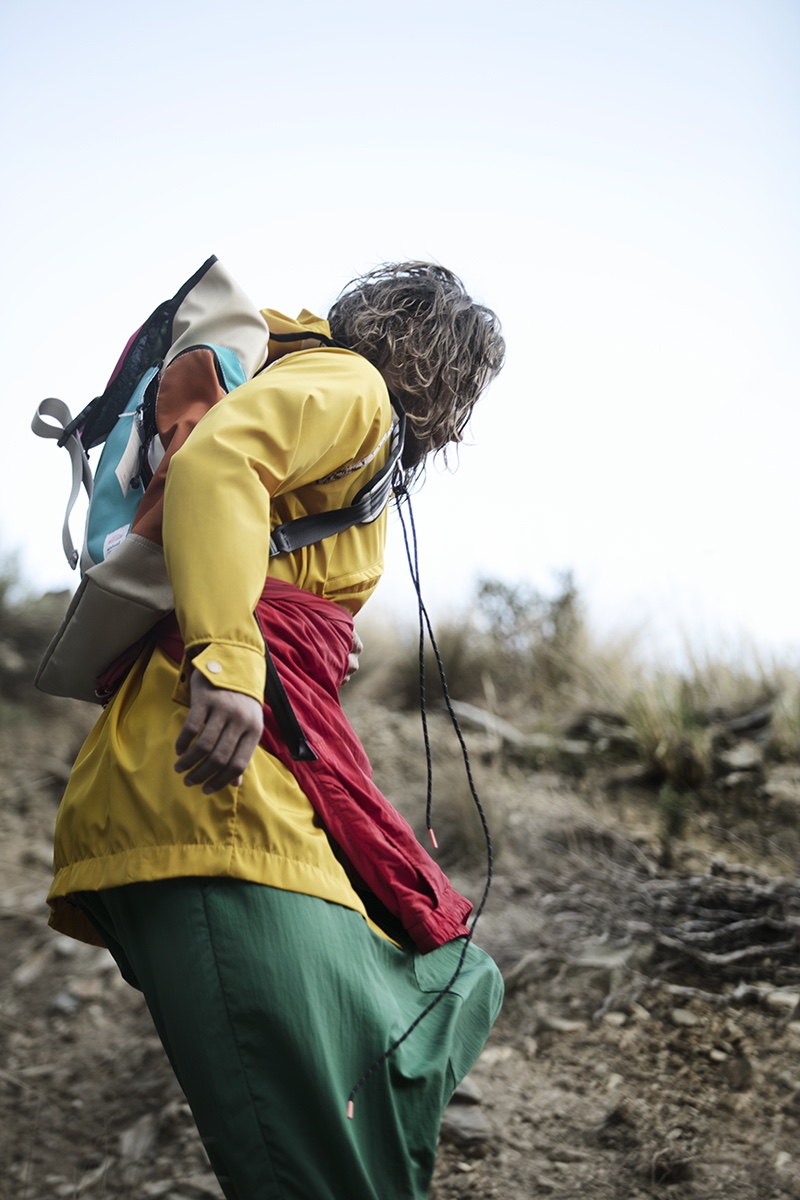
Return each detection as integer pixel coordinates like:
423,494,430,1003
394,481,495,940
346,932,475,1120
401,480,437,848
346,478,494,1119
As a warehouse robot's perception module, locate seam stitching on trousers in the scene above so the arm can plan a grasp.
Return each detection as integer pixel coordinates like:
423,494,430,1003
199,882,287,1200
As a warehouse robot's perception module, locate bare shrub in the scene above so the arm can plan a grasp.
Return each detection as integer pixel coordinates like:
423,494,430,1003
353,572,598,721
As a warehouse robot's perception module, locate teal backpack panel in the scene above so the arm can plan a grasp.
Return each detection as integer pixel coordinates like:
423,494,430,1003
214,345,248,395
82,366,158,571
81,346,248,574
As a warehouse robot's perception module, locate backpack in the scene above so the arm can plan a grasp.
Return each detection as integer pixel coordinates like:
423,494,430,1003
32,256,404,703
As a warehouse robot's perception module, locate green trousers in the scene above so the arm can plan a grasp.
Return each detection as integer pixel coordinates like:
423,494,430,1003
77,879,503,1200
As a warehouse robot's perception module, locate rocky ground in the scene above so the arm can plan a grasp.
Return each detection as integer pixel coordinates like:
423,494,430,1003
2,691,800,1200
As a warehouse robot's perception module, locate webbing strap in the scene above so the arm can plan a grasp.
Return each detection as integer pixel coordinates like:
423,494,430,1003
31,398,93,570
264,646,318,762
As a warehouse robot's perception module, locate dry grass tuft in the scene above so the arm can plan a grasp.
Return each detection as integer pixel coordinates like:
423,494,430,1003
353,576,800,797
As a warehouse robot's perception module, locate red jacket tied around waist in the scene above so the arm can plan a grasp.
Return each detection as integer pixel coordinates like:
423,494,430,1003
155,577,472,953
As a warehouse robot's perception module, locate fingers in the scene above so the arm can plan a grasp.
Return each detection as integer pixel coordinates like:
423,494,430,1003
174,690,213,759
175,671,263,794
343,628,364,685
183,727,261,793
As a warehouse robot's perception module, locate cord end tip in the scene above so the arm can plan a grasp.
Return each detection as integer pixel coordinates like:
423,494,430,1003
428,827,438,850
347,1100,355,1120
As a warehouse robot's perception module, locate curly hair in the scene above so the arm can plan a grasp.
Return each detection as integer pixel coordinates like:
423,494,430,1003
327,262,505,474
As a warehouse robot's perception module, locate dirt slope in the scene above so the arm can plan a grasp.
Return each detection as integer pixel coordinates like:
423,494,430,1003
2,696,800,1200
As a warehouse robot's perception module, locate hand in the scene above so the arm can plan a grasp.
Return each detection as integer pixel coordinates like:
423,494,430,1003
342,628,364,685
174,670,263,794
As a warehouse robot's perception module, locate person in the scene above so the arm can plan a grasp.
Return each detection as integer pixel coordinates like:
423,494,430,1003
46,261,506,1200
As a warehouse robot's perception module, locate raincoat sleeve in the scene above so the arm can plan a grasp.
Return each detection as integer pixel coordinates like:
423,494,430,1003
162,347,390,704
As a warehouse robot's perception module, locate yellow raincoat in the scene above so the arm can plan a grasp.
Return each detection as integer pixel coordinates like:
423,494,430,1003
48,310,395,945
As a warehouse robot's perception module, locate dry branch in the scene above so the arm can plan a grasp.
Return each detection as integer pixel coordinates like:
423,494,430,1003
536,824,800,992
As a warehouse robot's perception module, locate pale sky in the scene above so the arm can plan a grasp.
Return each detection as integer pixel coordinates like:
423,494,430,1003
2,0,798,663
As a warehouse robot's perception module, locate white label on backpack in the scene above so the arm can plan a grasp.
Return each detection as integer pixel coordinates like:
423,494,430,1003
103,524,131,559
115,414,143,496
